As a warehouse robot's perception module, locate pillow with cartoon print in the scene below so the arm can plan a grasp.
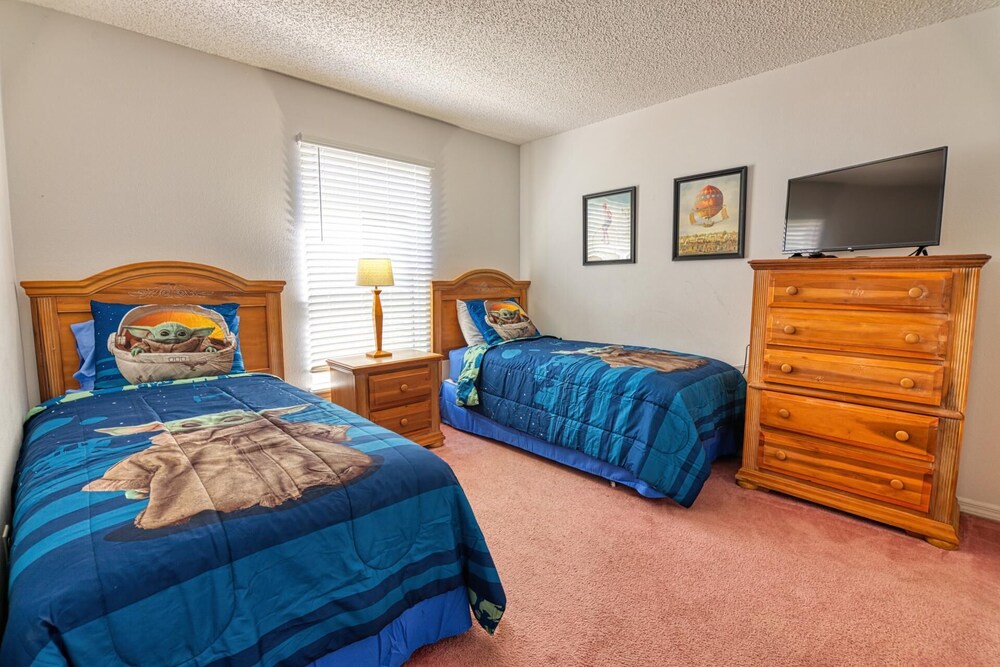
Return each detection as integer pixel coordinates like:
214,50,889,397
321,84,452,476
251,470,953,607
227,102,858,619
91,301,244,389
461,298,540,346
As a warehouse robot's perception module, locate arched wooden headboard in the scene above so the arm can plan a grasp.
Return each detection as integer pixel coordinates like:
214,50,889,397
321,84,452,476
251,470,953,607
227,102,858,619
431,268,530,355
21,261,285,401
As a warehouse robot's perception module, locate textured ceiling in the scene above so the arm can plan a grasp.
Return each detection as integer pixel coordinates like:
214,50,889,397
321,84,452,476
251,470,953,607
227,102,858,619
23,0,1000,144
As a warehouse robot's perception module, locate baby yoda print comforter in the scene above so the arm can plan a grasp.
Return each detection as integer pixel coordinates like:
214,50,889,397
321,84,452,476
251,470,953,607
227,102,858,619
2,373,505,666
455,337,746,507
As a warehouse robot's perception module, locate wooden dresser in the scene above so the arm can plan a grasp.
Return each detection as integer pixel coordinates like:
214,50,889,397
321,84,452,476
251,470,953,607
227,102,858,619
736,255,990,549
327,349,445,448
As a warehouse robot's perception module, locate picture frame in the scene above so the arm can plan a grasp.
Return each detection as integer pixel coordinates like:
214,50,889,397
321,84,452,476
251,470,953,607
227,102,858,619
583,186,637,265
672,166,747,260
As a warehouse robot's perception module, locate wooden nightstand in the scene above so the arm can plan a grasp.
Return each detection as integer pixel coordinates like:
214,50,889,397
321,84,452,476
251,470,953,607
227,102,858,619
327,349,445,448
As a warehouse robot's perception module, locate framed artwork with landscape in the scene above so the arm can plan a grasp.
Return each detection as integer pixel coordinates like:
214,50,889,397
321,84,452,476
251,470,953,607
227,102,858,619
673,166,747,260
583,186,636,265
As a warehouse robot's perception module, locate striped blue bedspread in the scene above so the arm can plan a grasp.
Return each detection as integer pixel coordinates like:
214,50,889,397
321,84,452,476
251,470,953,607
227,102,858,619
456,337,746,506
2,373,505,666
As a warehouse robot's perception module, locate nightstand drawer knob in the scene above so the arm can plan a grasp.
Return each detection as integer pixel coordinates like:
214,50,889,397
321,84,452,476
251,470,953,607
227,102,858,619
775,450,788,461
895,430,910,442
780,363,793,374
890,479,905,491
899,377,915,389
778,408,790,419
783,325,796,335
904,333,920,344
400,417,409,426
400,383,409,392
785,286,799,296
908,287,923,298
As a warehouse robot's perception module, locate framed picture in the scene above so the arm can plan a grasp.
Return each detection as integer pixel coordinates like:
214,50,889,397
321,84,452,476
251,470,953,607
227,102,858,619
583,186,636,265
673,166,747,260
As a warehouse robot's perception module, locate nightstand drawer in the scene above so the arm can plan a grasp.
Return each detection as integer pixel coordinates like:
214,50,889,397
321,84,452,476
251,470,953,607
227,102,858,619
371,400,431,435
762,349,945,406
759,430,932,512
369,367,431,409
759,391,938,461
769,270,952,312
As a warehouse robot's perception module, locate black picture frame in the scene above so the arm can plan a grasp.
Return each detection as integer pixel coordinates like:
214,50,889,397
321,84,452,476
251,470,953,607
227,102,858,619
672,166,747,260
583,186,637,265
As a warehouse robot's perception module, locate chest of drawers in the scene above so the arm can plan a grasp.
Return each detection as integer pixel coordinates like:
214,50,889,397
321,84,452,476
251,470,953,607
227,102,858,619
327,349,445,448
736,255,990,549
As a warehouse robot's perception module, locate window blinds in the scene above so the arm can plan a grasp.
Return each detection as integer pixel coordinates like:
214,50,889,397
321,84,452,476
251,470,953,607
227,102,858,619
299,140,433,389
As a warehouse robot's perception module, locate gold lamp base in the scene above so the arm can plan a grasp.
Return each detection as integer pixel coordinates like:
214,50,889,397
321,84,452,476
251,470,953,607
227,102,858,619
366,350,392,359
366,287,391,359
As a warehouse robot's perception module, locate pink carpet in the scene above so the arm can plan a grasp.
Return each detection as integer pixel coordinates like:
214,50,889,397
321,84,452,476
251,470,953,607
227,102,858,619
408,426,1000,666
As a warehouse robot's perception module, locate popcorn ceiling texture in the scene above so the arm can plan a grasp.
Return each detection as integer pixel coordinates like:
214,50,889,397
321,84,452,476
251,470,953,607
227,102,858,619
21,0,1000,143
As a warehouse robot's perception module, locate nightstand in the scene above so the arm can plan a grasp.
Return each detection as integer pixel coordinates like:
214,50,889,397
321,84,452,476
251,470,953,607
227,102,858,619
326,349,445,448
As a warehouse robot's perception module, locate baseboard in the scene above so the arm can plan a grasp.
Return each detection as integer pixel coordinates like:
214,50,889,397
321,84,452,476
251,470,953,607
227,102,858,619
959,497,1000,522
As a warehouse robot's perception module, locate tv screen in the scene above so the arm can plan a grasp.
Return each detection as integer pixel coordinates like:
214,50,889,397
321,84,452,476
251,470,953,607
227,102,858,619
783,147,947,255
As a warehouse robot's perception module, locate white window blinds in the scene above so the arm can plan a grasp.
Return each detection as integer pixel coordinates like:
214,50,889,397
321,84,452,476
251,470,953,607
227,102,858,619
299,140,433,389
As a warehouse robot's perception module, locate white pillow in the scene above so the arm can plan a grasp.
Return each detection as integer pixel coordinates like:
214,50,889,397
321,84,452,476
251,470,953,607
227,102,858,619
456,300,486,346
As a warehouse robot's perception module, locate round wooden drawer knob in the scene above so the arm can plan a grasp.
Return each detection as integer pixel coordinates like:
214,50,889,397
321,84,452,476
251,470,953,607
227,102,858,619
400,417,409,426
785,286,799,296
895,430,910,442
775,450,788,461
783,325,796,335
908,287,923,298
400,383,409,392
890,479,905,491
899,377,915,389
778,408,790,419
904,333,920,344
780,363,793,374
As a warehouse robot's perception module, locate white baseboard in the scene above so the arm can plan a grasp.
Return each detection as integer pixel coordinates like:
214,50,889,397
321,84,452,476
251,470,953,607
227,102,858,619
959,497,1000,522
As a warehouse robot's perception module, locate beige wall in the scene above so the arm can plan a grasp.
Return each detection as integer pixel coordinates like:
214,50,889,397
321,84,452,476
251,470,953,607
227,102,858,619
521,9,1000,511
0,56,29,527
0,2,520,395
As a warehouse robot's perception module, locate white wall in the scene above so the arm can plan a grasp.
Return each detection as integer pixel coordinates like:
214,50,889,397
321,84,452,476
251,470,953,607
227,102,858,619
521,9,1000,510
0,2,520,396
0,56,29,529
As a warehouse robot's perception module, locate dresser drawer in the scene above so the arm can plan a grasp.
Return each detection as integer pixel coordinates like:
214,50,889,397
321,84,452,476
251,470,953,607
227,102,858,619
767,308,949,359
759,391,938,461
769,270,952,312
762,349,945,406
368,367,431,409
370,400,431,435
759,430,932,512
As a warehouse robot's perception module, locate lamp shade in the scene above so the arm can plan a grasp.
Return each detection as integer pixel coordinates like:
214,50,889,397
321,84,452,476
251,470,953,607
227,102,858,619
356,258,394,287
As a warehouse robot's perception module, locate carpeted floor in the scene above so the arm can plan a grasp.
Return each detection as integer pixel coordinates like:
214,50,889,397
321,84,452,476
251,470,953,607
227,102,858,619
408,426,1000,666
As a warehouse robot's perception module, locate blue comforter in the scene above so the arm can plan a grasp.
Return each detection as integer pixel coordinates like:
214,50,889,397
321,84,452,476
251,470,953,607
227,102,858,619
456,338,745,506
2,373,505,666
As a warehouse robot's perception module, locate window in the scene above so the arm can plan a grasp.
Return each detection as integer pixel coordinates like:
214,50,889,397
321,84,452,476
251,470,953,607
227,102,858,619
298,139,433,389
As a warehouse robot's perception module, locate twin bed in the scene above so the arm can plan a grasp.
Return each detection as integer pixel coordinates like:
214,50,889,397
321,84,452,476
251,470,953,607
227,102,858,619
4,263,744,666
431,269,746,506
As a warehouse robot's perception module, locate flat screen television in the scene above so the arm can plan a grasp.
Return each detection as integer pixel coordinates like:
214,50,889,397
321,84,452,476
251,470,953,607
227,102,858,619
783,147,947,256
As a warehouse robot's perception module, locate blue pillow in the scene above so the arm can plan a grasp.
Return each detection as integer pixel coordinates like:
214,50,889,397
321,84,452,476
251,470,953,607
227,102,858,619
462,299,540,346
91,301,244,389
70,320,97,391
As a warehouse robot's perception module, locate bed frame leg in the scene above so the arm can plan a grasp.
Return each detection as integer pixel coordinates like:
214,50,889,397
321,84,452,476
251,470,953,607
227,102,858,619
610,481,617,488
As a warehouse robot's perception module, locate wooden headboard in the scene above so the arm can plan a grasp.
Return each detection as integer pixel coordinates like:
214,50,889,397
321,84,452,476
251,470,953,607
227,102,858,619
431,269,530,355
21,261,286,402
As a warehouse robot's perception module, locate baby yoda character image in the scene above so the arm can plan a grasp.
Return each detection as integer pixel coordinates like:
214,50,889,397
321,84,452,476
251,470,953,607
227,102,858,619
556,345,709,374
483,300,537,341
125,321,220,356
83,405,375,530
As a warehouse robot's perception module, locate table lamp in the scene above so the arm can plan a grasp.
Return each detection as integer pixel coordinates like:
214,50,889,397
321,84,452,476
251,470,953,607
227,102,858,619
356,258,394,358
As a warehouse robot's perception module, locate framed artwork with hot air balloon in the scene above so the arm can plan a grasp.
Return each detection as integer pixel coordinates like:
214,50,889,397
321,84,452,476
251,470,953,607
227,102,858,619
672,166,747,260
583,186,637,265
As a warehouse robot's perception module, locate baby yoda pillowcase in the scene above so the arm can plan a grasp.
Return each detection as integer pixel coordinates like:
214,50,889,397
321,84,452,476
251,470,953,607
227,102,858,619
91,301,245,390
461,298,540,346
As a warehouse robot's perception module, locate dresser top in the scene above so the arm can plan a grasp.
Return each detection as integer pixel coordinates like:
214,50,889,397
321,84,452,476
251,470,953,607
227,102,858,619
749,254,990,271
326,348,444,372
